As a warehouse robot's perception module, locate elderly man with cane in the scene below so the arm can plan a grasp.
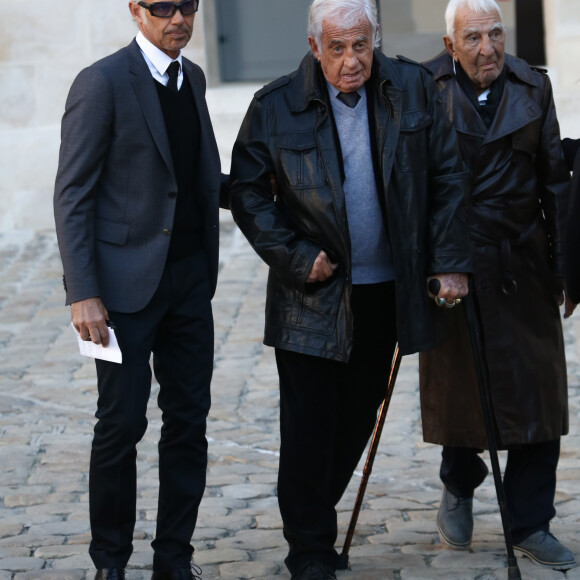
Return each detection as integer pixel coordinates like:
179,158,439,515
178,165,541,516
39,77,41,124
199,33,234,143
229,0,472,577
420,0,575,571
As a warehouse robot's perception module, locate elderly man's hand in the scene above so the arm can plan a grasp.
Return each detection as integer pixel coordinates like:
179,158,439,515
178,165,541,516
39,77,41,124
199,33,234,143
307,250,338,283
563,294,577,318
427,272,469,308
556,279,577,318
71,297,110,346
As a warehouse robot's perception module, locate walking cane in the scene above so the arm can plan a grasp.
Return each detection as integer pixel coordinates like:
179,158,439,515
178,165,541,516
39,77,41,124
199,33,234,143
337,344,403,570
428,277,522,580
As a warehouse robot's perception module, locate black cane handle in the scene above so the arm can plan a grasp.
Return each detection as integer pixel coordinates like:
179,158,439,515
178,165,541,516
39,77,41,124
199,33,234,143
428,278,441,295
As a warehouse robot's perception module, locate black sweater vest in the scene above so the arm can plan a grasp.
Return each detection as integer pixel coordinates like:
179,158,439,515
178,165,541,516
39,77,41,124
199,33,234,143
155,72,202,261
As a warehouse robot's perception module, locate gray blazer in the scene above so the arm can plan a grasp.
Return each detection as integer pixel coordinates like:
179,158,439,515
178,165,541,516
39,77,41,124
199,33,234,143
54,39,227,312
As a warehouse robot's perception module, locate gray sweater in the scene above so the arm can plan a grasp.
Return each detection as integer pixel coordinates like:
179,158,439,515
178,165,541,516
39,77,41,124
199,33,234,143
328,84,394,284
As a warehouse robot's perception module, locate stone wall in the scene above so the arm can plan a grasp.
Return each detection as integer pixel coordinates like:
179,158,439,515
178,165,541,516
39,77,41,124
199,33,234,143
0,0,207,231
379,0,515,62
544,0,580,138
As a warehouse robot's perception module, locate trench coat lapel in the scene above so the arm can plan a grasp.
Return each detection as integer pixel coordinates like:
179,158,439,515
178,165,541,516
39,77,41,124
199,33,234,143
483,77,542,145
445,81,488,139
128,40,175,178
425,52,487,139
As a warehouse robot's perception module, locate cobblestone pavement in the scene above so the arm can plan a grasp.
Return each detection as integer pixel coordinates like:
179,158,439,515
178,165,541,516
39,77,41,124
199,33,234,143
1,85,580,580
1,220,579,580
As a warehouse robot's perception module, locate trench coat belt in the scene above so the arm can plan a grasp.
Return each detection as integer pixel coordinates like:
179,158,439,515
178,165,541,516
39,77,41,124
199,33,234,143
471,216,541,295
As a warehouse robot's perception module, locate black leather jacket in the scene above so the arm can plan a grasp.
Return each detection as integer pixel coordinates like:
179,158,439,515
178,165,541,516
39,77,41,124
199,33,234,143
230,51,471,361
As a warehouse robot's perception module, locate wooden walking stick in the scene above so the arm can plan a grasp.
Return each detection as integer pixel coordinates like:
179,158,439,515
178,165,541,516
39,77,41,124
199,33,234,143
428,278,522,580
336,344,403,570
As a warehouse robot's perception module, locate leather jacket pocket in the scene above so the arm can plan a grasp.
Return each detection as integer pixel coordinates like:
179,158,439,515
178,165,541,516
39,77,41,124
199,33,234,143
276,134,326,190
282,274,343,334
395,110,432,173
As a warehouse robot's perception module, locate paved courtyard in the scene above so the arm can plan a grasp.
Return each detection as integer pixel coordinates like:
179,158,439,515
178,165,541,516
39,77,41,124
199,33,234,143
0,84,579,580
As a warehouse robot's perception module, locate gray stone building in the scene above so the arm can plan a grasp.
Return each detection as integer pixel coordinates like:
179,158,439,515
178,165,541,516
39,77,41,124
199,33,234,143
1,0,578,231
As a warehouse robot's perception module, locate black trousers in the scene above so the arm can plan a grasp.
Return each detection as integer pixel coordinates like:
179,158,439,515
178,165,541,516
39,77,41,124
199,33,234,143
275,282,397,575
88,250,213,571
441,439,560,544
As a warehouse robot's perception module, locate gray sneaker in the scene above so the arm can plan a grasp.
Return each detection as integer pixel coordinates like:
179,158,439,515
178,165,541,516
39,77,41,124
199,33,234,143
514,530,576,570
437,487,473,549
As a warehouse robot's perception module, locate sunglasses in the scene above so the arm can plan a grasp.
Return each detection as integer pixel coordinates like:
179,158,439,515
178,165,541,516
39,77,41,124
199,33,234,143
137,0,199,18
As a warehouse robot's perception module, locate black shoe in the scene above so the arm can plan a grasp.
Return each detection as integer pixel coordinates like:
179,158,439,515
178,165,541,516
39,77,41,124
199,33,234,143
151,564,203,579
291,563,336,580
94,570,126,580
514,531,576,571
437,486,473,549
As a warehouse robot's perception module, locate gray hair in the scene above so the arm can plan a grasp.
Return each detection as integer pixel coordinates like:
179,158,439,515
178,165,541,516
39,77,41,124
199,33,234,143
131,0,149,24
445,0,503,40
308,0,380,53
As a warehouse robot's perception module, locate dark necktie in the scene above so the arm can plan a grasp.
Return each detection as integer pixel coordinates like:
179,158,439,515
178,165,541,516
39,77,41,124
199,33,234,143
479,96,492,127
167,61,180,93
337,91,360,108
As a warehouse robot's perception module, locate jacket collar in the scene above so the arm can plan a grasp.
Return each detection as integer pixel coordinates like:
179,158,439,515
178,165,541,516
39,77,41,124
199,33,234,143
426,50,543,142
426,50,540,89
288,50,396,113
288,52,328,113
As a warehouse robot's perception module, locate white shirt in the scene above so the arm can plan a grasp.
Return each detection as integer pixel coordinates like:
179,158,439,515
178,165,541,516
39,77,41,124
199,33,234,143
135,31,184,90
478,88,491,105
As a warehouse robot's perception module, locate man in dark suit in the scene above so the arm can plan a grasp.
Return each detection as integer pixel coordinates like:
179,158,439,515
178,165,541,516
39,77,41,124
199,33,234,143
53,2,227,579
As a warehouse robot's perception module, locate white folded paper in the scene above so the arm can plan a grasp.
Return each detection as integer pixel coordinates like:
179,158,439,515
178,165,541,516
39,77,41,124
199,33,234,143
71,322,123,364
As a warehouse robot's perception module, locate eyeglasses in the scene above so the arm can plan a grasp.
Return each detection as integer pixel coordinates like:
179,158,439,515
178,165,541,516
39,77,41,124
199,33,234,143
137,0,199,18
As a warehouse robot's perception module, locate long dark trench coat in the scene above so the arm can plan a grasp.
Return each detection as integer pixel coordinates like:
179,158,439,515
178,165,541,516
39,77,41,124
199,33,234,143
419,53,570,449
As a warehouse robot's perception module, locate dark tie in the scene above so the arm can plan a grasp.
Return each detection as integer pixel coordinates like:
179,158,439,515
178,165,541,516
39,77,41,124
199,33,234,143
167,61,180,93
337,91,360,108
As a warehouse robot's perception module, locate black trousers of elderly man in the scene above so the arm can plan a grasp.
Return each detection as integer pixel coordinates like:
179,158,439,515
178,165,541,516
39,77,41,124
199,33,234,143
229,1,471,578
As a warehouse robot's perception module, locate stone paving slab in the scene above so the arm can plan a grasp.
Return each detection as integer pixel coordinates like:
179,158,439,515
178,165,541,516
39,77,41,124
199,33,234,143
0,217,579,579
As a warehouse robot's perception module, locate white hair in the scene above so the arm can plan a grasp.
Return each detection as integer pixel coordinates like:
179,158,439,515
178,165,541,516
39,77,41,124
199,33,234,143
308,0,380,53
445,0,503,40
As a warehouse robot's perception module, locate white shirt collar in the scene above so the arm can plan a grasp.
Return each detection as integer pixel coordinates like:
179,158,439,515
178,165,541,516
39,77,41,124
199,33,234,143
136,31,184,89
478,88,491,104
453,60,491,104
